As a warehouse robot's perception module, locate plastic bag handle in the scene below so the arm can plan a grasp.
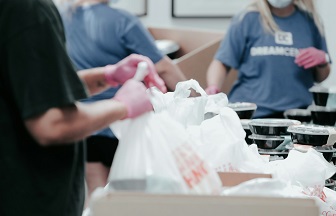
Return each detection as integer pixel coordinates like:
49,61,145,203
133,62,149,81
173,79,207,99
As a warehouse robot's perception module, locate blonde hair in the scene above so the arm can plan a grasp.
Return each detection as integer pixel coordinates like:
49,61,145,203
244,0,324,36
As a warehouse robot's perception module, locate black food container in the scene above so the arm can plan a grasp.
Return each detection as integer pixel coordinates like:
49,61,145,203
248,134,285,149
284,109,311,123
315,146,336,162
309,86,336,107
249,119,301,136
309,106,336,126
287,125,336,146
228,102,257,119
241,119,253,144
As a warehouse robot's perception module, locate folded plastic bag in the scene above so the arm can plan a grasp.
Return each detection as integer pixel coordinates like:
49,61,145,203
108,111,222,195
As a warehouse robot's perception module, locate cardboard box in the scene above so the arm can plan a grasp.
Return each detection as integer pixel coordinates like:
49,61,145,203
218,172,272,187
91,192,319,216
148,27,224,90
148,27,238,94
90,172,319,216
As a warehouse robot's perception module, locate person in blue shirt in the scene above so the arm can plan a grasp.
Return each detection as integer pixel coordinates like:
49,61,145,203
206,0,331,118
54,0,186,203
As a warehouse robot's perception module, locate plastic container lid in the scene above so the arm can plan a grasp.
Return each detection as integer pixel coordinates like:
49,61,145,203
155,40,180,56
286,143,336,152
284,109,311,116
228,102,257,111
258,149,289,154
309,85,336,94
240,119,252,129
248,134,285,141
249,118,301,127
308,105,336,112
287,124,335,135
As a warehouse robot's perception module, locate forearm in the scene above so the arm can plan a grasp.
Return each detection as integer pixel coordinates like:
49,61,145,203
77,67,111,96
155,56,187,91
207,59,228,89
314,64,330,83
25,100,127,146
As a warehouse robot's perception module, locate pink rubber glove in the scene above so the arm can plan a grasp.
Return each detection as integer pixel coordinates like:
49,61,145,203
113,79,153,119
143,67,167,93
205,85,220,95
104,54,167,93
295,47,328,69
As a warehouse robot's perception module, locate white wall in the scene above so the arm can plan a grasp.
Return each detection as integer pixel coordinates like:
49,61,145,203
140,0,335,87
140,0,231,31
317,0,336,87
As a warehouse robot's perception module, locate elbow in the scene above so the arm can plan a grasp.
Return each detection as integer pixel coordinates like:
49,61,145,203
35,132,62,147
32,128,66,147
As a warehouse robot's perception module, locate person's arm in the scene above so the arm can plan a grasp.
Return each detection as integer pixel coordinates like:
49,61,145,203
206,59,229,94
77,54,167,96
24,80,152,146
295,47,331,83
155,56,186,91
77,67,109,96
25,100,126,146
314,64,330,83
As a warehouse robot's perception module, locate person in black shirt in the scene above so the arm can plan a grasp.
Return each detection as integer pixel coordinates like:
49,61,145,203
0,0,164,215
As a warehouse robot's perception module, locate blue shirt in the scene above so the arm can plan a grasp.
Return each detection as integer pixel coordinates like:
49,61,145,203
215,9,330,118
62,3,163,137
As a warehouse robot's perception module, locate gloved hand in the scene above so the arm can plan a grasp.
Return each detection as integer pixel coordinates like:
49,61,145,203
295,47,328,69
104,54,167,93
113,79,153,119
205,85,220,95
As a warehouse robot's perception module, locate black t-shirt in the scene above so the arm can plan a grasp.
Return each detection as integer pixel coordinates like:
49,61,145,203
0,0,88,215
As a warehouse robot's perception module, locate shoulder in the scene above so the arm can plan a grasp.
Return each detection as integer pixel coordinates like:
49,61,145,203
95,5,138,22
230,10,260,28
1,0,61,38
228,10,260,33
296,8,314,20
100,6,142,34
4,0,57,19
295,8,321,32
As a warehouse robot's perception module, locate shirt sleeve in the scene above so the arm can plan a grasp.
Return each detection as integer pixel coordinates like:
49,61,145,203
120,17,164,64
6,20,88,119
215,14,248,69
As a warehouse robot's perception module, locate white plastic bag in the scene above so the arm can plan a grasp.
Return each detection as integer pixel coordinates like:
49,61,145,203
269,148,336,202
151,79,208,127
204,93,228,115
108,111,222,195
187,107,268,173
